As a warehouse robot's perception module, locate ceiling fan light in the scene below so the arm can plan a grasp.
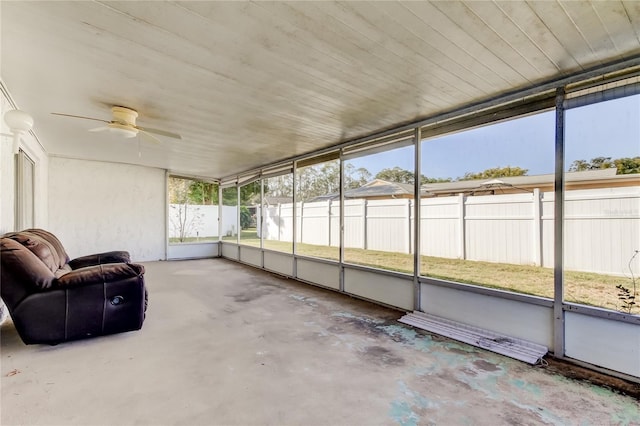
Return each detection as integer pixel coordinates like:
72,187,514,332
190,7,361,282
4,109,34,134
108,123,138,138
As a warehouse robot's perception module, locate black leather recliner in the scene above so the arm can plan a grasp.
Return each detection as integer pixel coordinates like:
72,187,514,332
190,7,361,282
0,229,147,345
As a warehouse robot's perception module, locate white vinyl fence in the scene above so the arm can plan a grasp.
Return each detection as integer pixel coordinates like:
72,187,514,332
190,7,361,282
256,186,640,276
220,205,239,237
168,204,230,240
168,204,242,240
169,204,218,240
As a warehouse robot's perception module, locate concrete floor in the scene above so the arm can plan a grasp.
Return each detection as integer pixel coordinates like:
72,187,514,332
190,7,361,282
1,258,639,426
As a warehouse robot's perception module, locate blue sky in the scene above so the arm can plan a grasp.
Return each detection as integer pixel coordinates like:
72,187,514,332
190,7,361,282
347,94,640,180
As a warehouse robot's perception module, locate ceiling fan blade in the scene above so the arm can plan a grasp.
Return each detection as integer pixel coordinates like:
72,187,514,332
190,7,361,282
139,130,162,144
136,126,182,140
88,126,110,132
51,112,110,123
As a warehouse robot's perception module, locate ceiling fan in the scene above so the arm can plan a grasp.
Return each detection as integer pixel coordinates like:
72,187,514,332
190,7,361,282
52,106,182,143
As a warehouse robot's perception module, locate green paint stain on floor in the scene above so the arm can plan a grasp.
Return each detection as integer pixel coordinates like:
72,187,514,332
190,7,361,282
390,381,439,426
333,314,640,425
511,399,569,425
548,373,640,424
389,400,419,426
377,325,437,352
612,402,640,424
509,378,543,397
331,311,384,323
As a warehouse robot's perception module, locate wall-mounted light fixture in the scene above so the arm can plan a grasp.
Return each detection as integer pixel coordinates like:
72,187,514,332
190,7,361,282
3,109,34,154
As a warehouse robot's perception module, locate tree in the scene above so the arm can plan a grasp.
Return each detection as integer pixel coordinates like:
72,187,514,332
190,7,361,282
240,181,261,204
169,204,203,242
424,176,453,183
375,167,415,184
375,166,452,185
168,177,191,204
458,166,528,181
294,161,374,201
568,156,614,172
569,156,640,175
295,162,340,201
221,187,238,206
168,177,204,242
345,164,371,190
240,206,252,229
614,157,640,174
263,174,292,198
188,181,218,205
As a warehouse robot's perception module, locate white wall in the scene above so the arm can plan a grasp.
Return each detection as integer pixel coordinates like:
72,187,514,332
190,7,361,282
48,157,165,261
565,312,640,377
421,284,554,349
0,91,48,234
344,267,414,311
167,242,218,260
263,250,293,276
221,242,239,260
239,245,262,267
297,258,340,290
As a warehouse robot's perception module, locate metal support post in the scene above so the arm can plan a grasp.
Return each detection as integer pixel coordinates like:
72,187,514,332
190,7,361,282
413,127,422,311
339,150,345,292
553,87,566,357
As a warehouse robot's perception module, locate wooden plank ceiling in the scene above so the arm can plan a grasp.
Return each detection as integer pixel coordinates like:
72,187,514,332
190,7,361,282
2,1,639,179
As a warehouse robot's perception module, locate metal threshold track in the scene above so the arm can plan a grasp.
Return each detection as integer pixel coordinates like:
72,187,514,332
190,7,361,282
399,311,548,365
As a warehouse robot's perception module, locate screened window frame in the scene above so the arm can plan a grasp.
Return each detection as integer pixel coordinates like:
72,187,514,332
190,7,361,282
216,64,640,325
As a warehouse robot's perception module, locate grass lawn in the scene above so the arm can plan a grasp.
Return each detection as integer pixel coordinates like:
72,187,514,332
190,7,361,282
169,236,218,243
221,229,260,242
224,229,638,315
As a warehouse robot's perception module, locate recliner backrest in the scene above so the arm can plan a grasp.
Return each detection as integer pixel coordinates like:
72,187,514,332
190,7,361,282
3,229,70,274
23,229,70,266
0,237,56,308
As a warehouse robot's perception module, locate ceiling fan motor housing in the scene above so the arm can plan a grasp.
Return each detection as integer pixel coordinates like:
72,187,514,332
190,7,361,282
112,106,138,126
109,106,139,137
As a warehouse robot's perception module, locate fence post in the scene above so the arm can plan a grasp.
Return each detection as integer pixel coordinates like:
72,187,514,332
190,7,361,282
278,203,282,241
299,201,303,244
363,199,368,250
407,199,412,254
532,188,542,266
458,193,466,260
327,200,332,246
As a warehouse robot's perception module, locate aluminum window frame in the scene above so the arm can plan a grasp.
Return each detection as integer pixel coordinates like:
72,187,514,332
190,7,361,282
218,60,640,329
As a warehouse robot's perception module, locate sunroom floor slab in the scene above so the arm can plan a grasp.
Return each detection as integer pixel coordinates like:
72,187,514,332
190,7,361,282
1,258,638,425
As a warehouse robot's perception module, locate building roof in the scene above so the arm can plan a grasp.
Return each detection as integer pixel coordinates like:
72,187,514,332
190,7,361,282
306,169,640,202
420,168,640,196
307,179,415,202
345,179,414,198
262,196,293,206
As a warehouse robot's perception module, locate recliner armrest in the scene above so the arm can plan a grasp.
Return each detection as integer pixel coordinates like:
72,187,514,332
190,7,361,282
68,251,131,270
55,263,144,288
